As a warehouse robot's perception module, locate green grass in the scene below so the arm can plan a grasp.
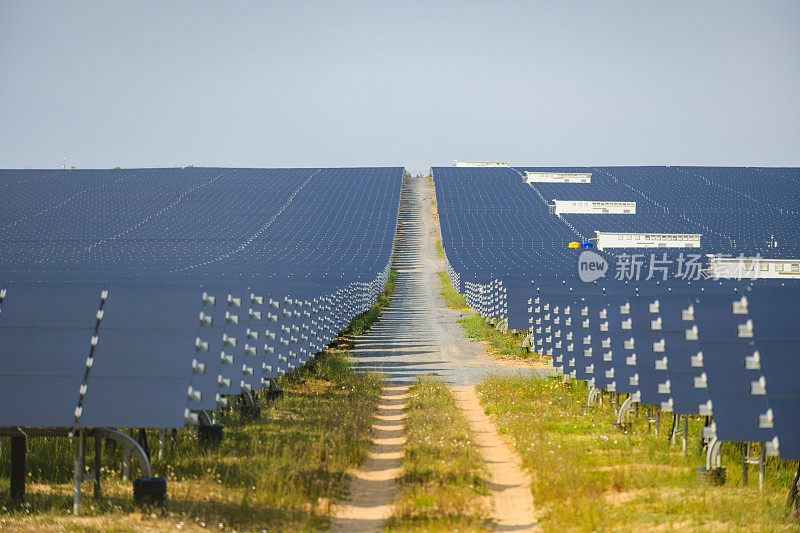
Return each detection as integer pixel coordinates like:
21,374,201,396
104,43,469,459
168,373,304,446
477,375,799,532
457,312,530,358
340,269,397,337
438,271,467,310
435,238,445,259
387,377,490,532
0,352,382,531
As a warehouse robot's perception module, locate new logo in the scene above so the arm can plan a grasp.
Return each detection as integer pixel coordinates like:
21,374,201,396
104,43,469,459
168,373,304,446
578,250,608,282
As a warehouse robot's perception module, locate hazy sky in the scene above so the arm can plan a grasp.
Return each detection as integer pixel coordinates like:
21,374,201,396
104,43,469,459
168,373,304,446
1,1,798,172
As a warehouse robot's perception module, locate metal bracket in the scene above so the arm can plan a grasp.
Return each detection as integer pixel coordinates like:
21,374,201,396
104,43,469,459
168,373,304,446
241,390,256,407
73,429,152,514
587,386,603,408
197,410,214,426
521,332,533,348
706,437,723,470
96,429,152,478
616,394,637,427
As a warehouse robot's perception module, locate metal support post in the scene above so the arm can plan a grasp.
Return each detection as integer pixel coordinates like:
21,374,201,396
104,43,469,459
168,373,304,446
137,429,150,462
742,442,749,486
158,429,167,460
73,429,87,514
682,415,688,453
671,415,687,452
93,434,102,500
9,435,26,501
742,442,767,492
122,429,132,481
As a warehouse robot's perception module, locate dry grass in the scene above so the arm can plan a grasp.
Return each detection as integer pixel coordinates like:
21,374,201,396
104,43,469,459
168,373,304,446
477,374,799,532
387,377,491,532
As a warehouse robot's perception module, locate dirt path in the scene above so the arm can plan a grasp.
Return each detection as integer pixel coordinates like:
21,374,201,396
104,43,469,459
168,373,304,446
335,176,546,531
452,385,540,531
329,385,408,532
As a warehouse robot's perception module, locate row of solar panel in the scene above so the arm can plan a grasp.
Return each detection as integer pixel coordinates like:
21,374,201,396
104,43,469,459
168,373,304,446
0,274,390,428
0,168,401,283
459,276,800,460
434,166,800,285
0,168,404,429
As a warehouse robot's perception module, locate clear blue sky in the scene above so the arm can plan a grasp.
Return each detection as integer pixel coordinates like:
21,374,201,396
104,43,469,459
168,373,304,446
1,1,798,172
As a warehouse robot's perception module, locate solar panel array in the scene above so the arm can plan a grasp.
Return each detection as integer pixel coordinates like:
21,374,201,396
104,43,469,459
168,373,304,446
0,167,403,429
433,165,800,461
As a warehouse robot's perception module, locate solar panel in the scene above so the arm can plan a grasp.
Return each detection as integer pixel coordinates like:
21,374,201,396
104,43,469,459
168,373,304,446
79,378,190,428
99,283,205,330
0,282,105,427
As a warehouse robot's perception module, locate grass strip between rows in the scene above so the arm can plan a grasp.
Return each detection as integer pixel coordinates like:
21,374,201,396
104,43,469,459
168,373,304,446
387,377,490,532
438,270,467,310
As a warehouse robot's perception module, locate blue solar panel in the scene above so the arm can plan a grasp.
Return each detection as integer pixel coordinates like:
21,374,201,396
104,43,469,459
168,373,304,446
0,282,105,427
100,284,205,330
768,398,800,459
0,167,403,429
80,378,190,428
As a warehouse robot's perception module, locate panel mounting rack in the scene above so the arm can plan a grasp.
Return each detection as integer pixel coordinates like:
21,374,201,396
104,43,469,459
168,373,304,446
453,161,509,167
551,200,636,215
595,231,701,250
525,171,591,183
